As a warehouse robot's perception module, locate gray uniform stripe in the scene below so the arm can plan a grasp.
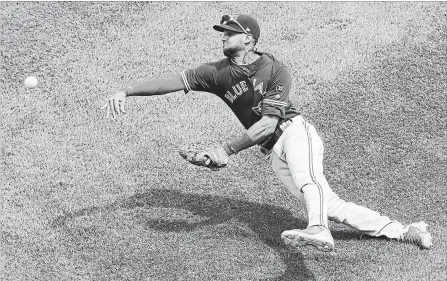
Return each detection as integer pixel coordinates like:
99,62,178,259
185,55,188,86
181,71,191,92
304,121,325,226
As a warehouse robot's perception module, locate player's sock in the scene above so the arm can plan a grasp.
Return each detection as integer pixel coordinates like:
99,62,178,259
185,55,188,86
376,221,405,239
302,185,328,228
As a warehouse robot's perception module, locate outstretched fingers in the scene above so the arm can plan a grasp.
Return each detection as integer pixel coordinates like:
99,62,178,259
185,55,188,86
119,100,126,114
100,102,110,118
109,98,116,118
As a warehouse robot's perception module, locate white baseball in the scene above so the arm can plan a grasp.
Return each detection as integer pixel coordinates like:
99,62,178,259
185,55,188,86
24,76,38,88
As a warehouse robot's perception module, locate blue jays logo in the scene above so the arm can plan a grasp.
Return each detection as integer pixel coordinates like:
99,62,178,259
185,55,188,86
224,80,250,104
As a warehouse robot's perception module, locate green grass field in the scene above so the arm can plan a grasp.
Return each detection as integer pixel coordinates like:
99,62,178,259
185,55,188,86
1,2,446,281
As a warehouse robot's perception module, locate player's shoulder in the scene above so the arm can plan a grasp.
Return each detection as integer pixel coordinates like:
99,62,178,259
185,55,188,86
191,59,230,78
258,52,291,79
201,58,231,71
260,52,287,67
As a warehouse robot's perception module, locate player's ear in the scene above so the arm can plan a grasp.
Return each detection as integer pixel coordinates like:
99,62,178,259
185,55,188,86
244,34,253,45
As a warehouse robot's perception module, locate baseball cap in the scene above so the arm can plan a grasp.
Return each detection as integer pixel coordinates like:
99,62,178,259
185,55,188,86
213,14,260,40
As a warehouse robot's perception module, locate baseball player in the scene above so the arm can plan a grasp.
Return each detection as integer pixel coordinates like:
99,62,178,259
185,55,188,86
102,15,432,251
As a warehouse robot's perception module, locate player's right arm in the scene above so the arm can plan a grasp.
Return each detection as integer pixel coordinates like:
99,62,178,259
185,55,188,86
102,62,218,119
102,74,185,119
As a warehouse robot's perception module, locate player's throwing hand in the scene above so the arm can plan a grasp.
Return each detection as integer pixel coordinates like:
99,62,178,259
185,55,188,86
101,91,127,119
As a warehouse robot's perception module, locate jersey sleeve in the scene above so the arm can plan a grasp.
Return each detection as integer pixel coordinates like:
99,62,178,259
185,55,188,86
261,66,292,118
180,62,218,93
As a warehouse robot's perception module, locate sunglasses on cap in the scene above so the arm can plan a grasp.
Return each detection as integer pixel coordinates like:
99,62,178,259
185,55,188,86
220,15,252,36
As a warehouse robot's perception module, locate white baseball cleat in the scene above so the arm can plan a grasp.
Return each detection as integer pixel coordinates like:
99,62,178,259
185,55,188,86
400,221,432,249
281,225,334,252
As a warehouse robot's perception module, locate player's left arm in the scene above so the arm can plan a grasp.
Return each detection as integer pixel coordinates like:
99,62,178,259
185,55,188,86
200,66,292,166
182,114,278,170
226,65,292,151
225,114,279,156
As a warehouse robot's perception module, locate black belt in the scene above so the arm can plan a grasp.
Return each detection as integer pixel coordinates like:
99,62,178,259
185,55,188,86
259,118,293,155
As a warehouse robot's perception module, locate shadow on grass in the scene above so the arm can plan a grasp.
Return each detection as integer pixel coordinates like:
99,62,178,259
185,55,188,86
53,188,363,281
125,189,313,281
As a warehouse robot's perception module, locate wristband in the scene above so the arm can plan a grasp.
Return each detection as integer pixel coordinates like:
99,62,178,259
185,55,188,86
223,133,254,155
223,143,236,155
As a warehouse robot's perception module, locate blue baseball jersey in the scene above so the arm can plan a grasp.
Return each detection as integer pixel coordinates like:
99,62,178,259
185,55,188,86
180,52,299,129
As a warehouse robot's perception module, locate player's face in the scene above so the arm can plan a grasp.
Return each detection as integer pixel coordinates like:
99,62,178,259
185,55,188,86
221,30,246,57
